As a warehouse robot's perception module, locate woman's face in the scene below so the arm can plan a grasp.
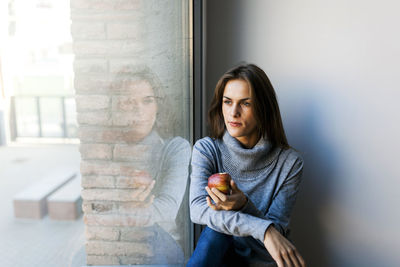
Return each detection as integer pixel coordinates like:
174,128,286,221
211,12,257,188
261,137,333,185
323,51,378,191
222,79,259,148
130,80,158,140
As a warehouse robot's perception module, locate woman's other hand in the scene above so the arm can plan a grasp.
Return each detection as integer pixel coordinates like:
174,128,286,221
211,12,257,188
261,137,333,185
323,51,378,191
205,180,247,211
136,180,155,202
263,225,306,267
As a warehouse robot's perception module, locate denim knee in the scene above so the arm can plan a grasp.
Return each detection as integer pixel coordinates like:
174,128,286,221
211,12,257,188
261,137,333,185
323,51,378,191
187,227,233,267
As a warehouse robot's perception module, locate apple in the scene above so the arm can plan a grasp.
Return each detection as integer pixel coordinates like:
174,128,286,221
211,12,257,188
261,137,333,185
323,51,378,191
208,172,231,194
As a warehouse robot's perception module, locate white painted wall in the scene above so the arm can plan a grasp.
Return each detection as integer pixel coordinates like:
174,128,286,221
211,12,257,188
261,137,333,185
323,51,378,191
205,1,400,266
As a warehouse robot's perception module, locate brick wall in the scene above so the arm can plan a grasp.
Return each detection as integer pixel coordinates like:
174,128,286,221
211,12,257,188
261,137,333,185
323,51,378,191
71,0,191,265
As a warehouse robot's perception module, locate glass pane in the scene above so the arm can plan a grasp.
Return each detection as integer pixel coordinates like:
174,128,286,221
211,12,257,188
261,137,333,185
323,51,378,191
64,97,77,138
40,97,63,137
15,97,39,137
72,0,193,265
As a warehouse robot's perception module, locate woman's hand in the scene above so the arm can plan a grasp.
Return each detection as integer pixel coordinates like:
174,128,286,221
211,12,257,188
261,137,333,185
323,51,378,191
263,225,306,267
136,180,155,203
205,180,247,211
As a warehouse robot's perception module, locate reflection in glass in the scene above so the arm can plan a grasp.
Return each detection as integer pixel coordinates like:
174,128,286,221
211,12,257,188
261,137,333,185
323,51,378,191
64,97,77,138
40,97,63,137
15,97,39,137
112,68,191,264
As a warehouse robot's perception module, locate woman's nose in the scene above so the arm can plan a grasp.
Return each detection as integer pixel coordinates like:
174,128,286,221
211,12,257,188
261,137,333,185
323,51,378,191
231,104,240,117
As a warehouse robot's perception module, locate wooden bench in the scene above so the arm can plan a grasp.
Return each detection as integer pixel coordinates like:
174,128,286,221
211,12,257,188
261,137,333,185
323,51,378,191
47,174,82,220
13,168,78,219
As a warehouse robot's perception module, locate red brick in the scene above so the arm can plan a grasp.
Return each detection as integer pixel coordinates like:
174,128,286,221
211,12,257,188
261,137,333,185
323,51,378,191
77,111,111,126
79,127,146,144
113,144,150,161
84,214,151,227
82,201,117,213
81,188,144,202
80,144,113,160
115,175,153,189
118,202,150,213
86,240,153,256
120,227,155,241
80,161,121,176
81,175,115,188
119,165,153,178
85,226,120,241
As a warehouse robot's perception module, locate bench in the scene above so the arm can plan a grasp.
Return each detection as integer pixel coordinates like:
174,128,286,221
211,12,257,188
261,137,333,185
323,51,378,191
13,168,78,219
47,174,82,220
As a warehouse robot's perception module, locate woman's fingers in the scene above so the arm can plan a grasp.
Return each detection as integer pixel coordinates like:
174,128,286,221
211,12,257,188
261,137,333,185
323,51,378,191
264,226,306,267
205,186,222,204
206,196,221,210
137,180,155,201
230,180,240,192
295,250,306,267
274,256,284,267
211,187,227,201
281,249,297,267
141,195,155,208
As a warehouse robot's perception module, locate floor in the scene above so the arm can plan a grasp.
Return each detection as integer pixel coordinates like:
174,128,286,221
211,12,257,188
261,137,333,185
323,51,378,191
0,143,86,267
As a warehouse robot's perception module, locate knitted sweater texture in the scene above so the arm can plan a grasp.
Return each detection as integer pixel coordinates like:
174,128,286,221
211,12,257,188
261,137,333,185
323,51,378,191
189,131,304,243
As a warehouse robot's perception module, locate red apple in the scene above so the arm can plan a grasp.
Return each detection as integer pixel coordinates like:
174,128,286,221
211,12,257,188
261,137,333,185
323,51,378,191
208,172,231,194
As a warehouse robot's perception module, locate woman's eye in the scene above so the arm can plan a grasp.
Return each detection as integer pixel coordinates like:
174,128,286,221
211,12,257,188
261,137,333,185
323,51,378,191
223,100,231,105
242,102,250,107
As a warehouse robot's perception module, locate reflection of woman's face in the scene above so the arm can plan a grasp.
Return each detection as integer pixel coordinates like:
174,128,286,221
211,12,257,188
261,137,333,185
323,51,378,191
131,80,158,140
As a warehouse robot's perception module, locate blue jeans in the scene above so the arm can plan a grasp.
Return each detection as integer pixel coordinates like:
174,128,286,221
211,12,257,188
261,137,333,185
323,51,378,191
187,227,276,267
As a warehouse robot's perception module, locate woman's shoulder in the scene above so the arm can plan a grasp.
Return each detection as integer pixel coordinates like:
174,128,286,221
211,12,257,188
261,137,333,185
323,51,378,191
162,135,191,157
193,136,219,153
277,147,304,172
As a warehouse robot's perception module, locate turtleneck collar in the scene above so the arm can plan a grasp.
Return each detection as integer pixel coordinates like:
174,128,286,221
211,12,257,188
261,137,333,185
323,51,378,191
219,130,279,173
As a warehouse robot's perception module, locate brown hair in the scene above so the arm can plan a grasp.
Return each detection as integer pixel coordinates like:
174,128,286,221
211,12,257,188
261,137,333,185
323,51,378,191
208,63,290,149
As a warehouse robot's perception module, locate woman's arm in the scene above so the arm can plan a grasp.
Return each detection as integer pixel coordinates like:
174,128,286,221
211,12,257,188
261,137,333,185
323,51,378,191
197,147,304,237
120,137,191,227
214,153,303,237
147,137,191,224
265,156,303,236
189,139,274,242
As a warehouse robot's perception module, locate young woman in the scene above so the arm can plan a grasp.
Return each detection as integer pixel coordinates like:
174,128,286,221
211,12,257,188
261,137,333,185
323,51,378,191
188,64,306,267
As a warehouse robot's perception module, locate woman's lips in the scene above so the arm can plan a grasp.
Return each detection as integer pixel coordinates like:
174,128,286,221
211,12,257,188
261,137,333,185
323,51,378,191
229,122,242,127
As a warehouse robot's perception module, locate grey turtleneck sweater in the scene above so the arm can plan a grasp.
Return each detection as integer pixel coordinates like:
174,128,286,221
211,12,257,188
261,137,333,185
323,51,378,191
189,131,303,243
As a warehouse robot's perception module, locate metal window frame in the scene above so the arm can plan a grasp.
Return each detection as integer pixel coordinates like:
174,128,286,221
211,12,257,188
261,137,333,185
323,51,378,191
191,0,206,253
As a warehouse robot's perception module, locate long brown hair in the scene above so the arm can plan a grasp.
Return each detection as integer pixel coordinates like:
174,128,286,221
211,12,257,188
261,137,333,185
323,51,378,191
208,63,290,149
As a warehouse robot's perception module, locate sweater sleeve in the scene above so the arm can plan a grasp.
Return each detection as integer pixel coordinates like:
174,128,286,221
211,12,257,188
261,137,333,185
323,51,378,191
189,139,273,242
127,137,191,227
265,155,303,236
148,137,192,224
239,153,303,237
